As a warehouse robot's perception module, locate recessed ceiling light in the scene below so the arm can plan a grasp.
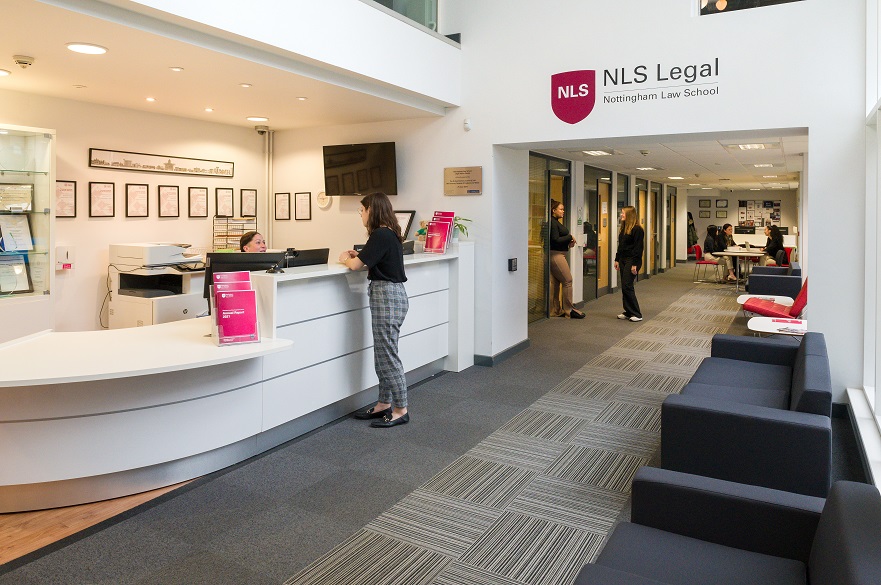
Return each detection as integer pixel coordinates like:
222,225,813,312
239,83,252,88
701,187,712,190
247,116,268,122
737,144,765,150
754,163,774,168
73,84,87,89
689,183,700,186
582,150,612,156
762,175,778,178
0,69,9,77
0,130,8,135
750,188,760,191
636,167,656,171
296,96,308,101
146,97,156,102
205,107,214,112
169,67,184,72
667,176,684,180
66,43,108,55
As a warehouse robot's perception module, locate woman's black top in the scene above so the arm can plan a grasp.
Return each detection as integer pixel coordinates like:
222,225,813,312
357,227,407,283
765,237,785,262
703,234,716,254
549,219,573,252
616,225,645,270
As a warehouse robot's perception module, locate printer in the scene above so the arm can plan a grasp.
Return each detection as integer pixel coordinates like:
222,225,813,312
110,243,198,267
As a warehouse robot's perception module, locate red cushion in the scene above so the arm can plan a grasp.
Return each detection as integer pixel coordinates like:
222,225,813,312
788,278,808,317
742,298,794,318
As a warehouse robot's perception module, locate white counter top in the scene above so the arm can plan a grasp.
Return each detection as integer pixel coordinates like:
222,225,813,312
0,317,292,387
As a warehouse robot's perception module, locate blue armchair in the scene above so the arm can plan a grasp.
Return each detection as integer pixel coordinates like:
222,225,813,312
574,467,881,585
661,332,833,497
747,261,802,298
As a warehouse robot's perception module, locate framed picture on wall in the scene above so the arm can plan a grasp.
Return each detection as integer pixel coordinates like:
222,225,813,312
275,192,291,220
89,182,115,217
716,210,728,218
125,183,149,217
240,189,257,217
294,192,311,221
715,199,728,208
699,210,711,218
158,185,179,217
215,187,234,217
188,187,208,217
55,180,76,218
698,199,711,208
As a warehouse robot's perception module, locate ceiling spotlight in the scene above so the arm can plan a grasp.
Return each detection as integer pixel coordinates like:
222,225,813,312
750,188,761,191
66,43,107,55
0,69,9,77
146,97,156,102
296,96,308,101
754,163,774,168
636,167,657,171
667,176,684,180
239,83,252,88
169,67,184,72
247,116,269,122
205,107,214,112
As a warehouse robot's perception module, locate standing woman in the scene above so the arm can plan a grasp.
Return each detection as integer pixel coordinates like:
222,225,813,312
338,193,410,428
614,206,644,322
548,199,586,319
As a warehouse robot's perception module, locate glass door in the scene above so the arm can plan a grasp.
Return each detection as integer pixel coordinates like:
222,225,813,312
636,178,649,277
528,154,570,323
583,165,612,300
668,187,677,269
651,182,662,275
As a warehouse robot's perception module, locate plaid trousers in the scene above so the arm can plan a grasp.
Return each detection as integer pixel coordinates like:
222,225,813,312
369,280,409,407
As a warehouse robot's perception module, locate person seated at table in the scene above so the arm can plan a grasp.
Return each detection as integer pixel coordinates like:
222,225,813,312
759,224,785,266
711,224,737,282
239,231,267,252
703,225,718,260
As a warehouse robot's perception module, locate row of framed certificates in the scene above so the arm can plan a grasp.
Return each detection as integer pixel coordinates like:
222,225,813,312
55,181,258,219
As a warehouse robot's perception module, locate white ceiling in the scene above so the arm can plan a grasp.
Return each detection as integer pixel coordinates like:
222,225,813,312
2,1,805,191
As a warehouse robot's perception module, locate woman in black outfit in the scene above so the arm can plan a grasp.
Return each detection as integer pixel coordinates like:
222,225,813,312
761,225,785,266
339,192,410,428
614,205,644,322
548,199,585,319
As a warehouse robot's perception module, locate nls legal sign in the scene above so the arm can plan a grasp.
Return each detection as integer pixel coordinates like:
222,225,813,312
552,58,720,124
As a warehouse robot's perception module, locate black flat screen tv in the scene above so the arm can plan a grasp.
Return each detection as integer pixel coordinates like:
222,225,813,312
323,142,397,196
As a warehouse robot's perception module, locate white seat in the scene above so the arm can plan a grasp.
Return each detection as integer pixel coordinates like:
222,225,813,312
736,294,794,307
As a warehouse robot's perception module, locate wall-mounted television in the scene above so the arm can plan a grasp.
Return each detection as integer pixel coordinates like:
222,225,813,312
323,142,397,196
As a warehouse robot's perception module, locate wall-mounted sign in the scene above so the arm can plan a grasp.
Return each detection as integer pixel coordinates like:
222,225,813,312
444,166,482,195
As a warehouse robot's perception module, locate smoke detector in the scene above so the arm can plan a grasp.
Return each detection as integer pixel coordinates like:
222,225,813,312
13,55,34,69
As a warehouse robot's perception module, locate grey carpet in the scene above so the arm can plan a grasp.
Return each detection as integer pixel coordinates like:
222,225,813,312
0,269,864,585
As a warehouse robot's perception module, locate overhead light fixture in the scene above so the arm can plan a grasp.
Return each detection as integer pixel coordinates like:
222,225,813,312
205,107,214,112
239,83,252,88
0,69,9,77
247,116,269,122
146,97,156,102
636,167,657,171
0,130,7,135
750,188,761,191
754,163,774,168
73,84,87,89
701,187,712,190
66,43,108,55
296,96,308,101
582,150,612,156
689,183,700,186
762,175,778,178
169,67,184,72
737,144,765,150
667,176,684,180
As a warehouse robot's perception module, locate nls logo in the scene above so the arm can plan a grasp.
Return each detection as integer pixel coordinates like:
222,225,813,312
551,70,596,124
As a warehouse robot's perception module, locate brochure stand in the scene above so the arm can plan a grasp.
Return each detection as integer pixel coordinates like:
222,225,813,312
210,271,259,345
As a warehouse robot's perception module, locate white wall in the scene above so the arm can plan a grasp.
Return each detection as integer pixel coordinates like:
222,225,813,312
0,88,265,332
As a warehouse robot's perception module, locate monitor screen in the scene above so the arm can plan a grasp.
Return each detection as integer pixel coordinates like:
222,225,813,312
323,142,397,196
203,251,286,301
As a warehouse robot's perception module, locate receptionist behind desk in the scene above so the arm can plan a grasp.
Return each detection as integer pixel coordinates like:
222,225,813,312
240,231,267,252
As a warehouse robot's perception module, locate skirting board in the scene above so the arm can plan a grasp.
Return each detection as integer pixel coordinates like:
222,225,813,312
475,339,530,367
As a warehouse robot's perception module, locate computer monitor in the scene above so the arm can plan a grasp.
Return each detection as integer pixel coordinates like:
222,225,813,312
203,251,286,302
284,248,329,268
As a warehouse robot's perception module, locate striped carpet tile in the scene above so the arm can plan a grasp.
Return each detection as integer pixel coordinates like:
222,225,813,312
627,371,690,394
457,512,604,585
497,409,587,442
431,562,525,585
550,378,621,400
466,431,568,472
421,456,536,508
544,445,650,492
569,422,660,457
610,387,669,409
594,401,661,432
506,475,630,534
284,530,450,585
366,489,502,557
529,393,609,420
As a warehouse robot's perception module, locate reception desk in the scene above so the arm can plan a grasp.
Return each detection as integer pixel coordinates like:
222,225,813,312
0,243,474,511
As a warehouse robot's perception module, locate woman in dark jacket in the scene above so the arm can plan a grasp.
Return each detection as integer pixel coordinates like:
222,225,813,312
614,206,644,322
762,225,786,266
548,199,585,319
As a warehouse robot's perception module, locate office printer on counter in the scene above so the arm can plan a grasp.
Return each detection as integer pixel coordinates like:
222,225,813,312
108,243,207,329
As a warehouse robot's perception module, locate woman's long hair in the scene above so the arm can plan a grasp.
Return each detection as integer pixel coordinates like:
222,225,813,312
361,192,403,242
620,206,638,235
769,225,784,246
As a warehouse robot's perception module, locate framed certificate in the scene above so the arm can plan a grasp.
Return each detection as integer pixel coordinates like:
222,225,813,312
158,185,179,217
240,189,257,217
0,254,33,294
89,182,115,217
216,187,234,217
275,192,290,220
0,214,34,251
294,192,311,221
56,180,76,218
188,187,208,217
125,183,149,217
0,184,33,212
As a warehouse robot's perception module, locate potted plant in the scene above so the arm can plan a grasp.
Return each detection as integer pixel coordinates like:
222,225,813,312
453,216,471,241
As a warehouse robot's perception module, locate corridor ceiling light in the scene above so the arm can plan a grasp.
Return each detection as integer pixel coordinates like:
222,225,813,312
66,43,108,55
296,97,308,101
247,116,268,122
204,107,214,112
750,188,760,191
689,183,700,186
636,167,657,171
146,97,156,102
762,175,778,178
701,187,712,190
737,144,765,150
239,83,252,88
0,130,7,134
754,163,774,168
169,67,184,72
582,150,613,156
667,176,684,180
0,69,9,77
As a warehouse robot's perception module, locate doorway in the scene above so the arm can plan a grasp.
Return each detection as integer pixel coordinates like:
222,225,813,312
667,187,677,269
528,153,570,323
583,165,612,301
651,182,662,275
636,178,648,277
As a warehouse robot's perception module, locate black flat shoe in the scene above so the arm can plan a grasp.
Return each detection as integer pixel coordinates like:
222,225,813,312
570,310,586,319
371,413,410,428
354,405,393,420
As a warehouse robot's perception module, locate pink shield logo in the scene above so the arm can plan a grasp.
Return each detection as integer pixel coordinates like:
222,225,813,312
551,70,596,124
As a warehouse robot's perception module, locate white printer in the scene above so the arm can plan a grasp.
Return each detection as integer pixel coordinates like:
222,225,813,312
109,243,197,266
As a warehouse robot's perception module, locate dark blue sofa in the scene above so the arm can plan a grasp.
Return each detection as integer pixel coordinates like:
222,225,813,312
746,261,802,298
574,467,881,585
661,332,833,497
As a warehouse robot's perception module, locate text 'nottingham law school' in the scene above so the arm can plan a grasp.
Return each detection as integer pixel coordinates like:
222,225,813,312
602,58,719,104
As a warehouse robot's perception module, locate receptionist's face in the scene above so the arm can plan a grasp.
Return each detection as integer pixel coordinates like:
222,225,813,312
244,234,267,252
359,206,369,227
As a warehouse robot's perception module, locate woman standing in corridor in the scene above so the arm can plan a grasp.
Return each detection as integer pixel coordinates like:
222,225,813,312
614,206,644,322
548,199,586,319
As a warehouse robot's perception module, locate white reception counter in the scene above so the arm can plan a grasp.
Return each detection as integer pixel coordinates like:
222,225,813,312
0,244,474,511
